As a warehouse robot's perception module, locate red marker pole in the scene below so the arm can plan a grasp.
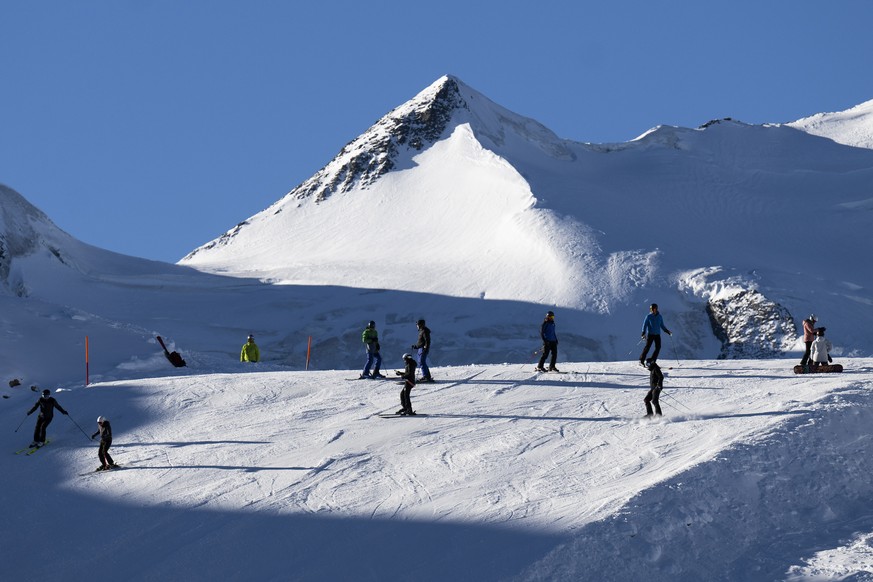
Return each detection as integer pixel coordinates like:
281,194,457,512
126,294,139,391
306,336,312,370
85,336,90,386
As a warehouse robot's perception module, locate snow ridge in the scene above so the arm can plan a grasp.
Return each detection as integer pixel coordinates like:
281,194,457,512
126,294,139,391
787,98,873,150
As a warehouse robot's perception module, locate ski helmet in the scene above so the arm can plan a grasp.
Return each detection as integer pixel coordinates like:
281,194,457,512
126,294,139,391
416,319,425,327
247,334,254,340
97,416,106,423
402,353,412,360
809,314,817,322
42,389,50,396
546,310,554,317
650,303,659,311
367,320,376,328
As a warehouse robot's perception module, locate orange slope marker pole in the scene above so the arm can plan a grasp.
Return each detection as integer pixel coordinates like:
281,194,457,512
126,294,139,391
306,336,312,370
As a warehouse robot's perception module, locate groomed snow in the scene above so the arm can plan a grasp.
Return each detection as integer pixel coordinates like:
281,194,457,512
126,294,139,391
3,359,873,580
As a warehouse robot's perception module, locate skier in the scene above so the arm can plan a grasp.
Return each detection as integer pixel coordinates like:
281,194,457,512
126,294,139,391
394,353,417,415
799,314,818,368
810,327,833,369
90,416,118,471
26,388,68,447
640,303,672,366
360,321,384,379
411,319,433,382
535,311,559,372
644,361,664,417
240,334,260,363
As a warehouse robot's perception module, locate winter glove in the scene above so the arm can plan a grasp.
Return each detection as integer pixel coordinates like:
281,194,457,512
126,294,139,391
828,355,833,363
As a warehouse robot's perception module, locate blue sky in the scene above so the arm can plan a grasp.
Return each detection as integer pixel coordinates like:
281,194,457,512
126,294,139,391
3,1,873,263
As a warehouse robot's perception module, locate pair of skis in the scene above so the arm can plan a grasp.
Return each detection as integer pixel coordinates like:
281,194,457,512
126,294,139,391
14,439,51,456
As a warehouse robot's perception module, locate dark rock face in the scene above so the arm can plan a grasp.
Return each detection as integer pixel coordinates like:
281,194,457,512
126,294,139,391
706,289,797,359
291,77,467,203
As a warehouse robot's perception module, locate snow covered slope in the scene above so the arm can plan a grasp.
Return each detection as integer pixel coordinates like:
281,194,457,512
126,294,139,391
180,76,873,358
788,98,873,150
3,360,873,581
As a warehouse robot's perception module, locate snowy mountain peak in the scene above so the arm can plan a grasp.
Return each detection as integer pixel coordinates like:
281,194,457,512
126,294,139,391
182,75,576,262
287,75,468,204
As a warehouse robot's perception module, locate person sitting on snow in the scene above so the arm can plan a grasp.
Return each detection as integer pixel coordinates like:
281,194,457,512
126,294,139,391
810,327,833,369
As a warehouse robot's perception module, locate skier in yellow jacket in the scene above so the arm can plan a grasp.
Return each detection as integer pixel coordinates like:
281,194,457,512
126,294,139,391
240,334,260,363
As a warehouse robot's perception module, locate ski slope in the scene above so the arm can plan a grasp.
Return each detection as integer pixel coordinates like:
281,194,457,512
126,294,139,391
3,359,873,581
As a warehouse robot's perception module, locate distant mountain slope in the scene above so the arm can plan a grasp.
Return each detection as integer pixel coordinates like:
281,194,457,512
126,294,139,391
787,98,873,149
180,77,873,358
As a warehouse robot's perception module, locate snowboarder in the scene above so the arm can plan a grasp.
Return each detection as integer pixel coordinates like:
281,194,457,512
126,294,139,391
360,321,384,379
536,311,559,372
26,389,68,447
644,361,664,417
411,319,433,382
799,314,818,368
90,416,117,471
810,327,833,369
640,303,672,366
394,353,417,415
240,334,260,363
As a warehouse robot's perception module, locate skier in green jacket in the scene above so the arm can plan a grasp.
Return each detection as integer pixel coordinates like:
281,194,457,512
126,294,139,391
240,334,260,363
360,321,383,379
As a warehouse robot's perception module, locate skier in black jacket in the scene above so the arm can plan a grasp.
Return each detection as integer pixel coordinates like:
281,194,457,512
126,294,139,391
26,389,68,447
411,319,433,382
91,416,117,471
644,362,664,417
395,353,417,415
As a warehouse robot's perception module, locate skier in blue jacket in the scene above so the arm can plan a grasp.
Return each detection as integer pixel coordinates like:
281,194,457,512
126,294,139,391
640,303,672,366
536,311,559,372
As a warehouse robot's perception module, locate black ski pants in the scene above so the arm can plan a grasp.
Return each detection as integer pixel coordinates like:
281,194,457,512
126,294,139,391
538,341,558,369
644,387,662,416
640,334,662,363
400,380,415,413
98,440,114,467
800,341,813,366
33,415,52,443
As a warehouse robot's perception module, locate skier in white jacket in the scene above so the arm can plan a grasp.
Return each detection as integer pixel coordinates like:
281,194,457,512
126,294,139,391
810,328,833,368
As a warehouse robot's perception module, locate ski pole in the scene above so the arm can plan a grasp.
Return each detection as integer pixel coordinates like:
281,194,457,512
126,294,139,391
14,415,28,432
626,336,645,358
662,391,692,412
668,334,681,368
66,414,92,441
